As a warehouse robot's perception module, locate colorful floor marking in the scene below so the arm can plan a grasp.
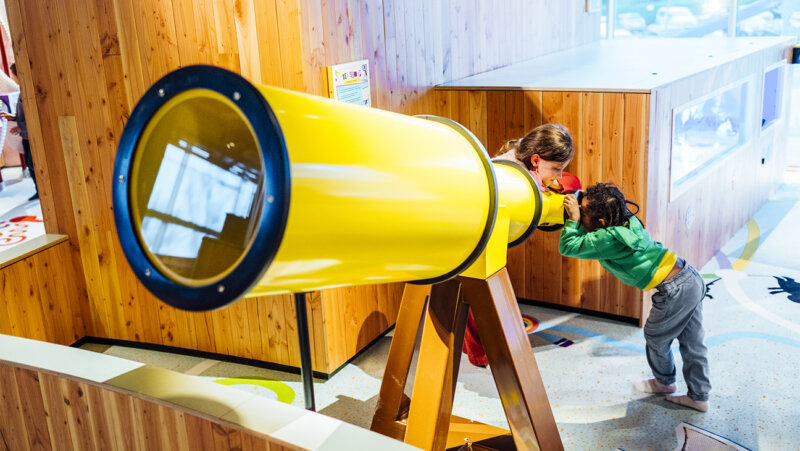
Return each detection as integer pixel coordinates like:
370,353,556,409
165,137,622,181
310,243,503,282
732,219,760,271
521,314,539,333
724,197,796,272
713,250,732,269
532,322,800,355
0,199,45,250
523,314,574,347
704,331,800,350
534,331,574,347
213,377,296,404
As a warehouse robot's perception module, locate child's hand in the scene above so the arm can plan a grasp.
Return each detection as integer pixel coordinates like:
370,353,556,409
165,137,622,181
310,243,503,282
563,194,580,222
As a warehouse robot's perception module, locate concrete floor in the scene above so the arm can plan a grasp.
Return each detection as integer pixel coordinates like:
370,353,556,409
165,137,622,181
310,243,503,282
83,179,800,450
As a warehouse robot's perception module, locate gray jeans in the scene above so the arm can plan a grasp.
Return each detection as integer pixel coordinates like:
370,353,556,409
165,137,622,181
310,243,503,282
644,263,711,401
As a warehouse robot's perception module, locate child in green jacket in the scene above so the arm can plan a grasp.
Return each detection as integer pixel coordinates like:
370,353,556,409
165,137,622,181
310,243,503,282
559,182,711,412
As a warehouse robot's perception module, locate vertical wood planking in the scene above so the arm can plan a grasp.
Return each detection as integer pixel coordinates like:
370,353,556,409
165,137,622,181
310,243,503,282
323,287,347,369
307,291,329,371
212,0,238,55
360,0,390,109
390,0,409,111
560,91,583,308
58,115,115,338
5,0,606,374
133,0,181,84
600,93,626,314
486,91,506,157
275,0,307,91
382,0,400,108
254,0,286,86
300,0,328,97
479,89,652,318
522,91,544,302
16,0,80,262
15,366,54,449
468,91,488,148
503,91,527,296
2,259,44,341
619,93,650,319
540,92,565,305
578,92,605,312
39,368,75,448
5,0,63,235
0,366,31,450
0,364,307,450
234,0,264,83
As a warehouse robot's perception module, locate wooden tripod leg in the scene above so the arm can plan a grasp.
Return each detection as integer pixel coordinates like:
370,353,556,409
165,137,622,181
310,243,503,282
405,279,469,451
460,268,563,451
371,283,431,439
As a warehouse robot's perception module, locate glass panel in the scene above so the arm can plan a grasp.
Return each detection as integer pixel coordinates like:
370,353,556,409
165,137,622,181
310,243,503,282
611,1,732,38
762,64,785,130
131,90,263,285
737,1,786,36
671,80,752,193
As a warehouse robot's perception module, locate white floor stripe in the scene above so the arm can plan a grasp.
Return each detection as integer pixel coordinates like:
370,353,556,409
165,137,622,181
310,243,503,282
535,312,578,331
184,359,218,376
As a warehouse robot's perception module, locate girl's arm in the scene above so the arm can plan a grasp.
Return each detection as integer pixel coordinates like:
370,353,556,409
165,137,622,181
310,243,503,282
559,221,621,260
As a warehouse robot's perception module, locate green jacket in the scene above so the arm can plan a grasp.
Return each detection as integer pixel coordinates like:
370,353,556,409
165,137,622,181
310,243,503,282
558,216,676,290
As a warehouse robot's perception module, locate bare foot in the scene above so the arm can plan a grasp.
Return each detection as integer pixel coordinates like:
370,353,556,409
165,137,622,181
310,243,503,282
666,395,709,412
634,378,676,394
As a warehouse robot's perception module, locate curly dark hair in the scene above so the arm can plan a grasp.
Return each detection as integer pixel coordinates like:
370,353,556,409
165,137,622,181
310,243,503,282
581,182,639,230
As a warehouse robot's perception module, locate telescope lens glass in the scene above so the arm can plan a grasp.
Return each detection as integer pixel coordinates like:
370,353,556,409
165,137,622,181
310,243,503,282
130,89,264,286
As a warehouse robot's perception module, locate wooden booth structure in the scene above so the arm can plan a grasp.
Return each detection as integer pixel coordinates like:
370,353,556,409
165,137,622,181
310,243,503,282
0,0,598,376
0,0,795,449
438,37,794,324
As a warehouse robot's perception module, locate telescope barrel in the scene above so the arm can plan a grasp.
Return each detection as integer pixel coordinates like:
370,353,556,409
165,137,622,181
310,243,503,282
113,65,550,311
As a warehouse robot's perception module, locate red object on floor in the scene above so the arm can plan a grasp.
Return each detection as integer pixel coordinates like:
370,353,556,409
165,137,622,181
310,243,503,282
463,309,488,367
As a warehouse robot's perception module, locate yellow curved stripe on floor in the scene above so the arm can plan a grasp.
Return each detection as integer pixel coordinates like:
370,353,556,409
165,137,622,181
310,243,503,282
732,219,760,271
213,377,296,404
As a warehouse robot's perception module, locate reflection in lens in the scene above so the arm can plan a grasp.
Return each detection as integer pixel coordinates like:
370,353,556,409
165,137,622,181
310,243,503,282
132,90,263,285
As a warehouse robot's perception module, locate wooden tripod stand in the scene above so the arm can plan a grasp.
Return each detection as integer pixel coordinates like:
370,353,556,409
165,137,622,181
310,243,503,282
370,268,562,451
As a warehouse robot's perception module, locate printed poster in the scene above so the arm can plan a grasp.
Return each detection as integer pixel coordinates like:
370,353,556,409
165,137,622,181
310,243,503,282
327,60,371,106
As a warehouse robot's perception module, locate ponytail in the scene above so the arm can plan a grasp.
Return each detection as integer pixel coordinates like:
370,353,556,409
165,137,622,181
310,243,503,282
498,138,521,156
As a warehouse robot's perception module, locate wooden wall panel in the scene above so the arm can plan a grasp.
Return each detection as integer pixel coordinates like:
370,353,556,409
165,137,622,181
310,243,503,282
443,89,649,319
0,363,304,451
560,91,583,309
0,241,88,345
6,0,600,372
522,91,545,303
539,92,566,305
297,0,600,117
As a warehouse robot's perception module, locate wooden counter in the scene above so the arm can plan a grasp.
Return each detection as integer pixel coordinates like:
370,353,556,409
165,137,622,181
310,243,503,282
437,37,795,323
0,333,418,450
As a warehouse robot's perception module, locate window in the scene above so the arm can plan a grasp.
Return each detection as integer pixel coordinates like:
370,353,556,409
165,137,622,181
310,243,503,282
761,62,785,131
604,1,800,39
670,79,753,196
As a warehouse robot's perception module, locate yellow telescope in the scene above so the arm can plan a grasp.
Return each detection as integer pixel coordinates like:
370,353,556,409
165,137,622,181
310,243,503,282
113,65,570,311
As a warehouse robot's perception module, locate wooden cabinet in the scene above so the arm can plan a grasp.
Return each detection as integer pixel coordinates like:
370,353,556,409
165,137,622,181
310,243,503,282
437,37,794,323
